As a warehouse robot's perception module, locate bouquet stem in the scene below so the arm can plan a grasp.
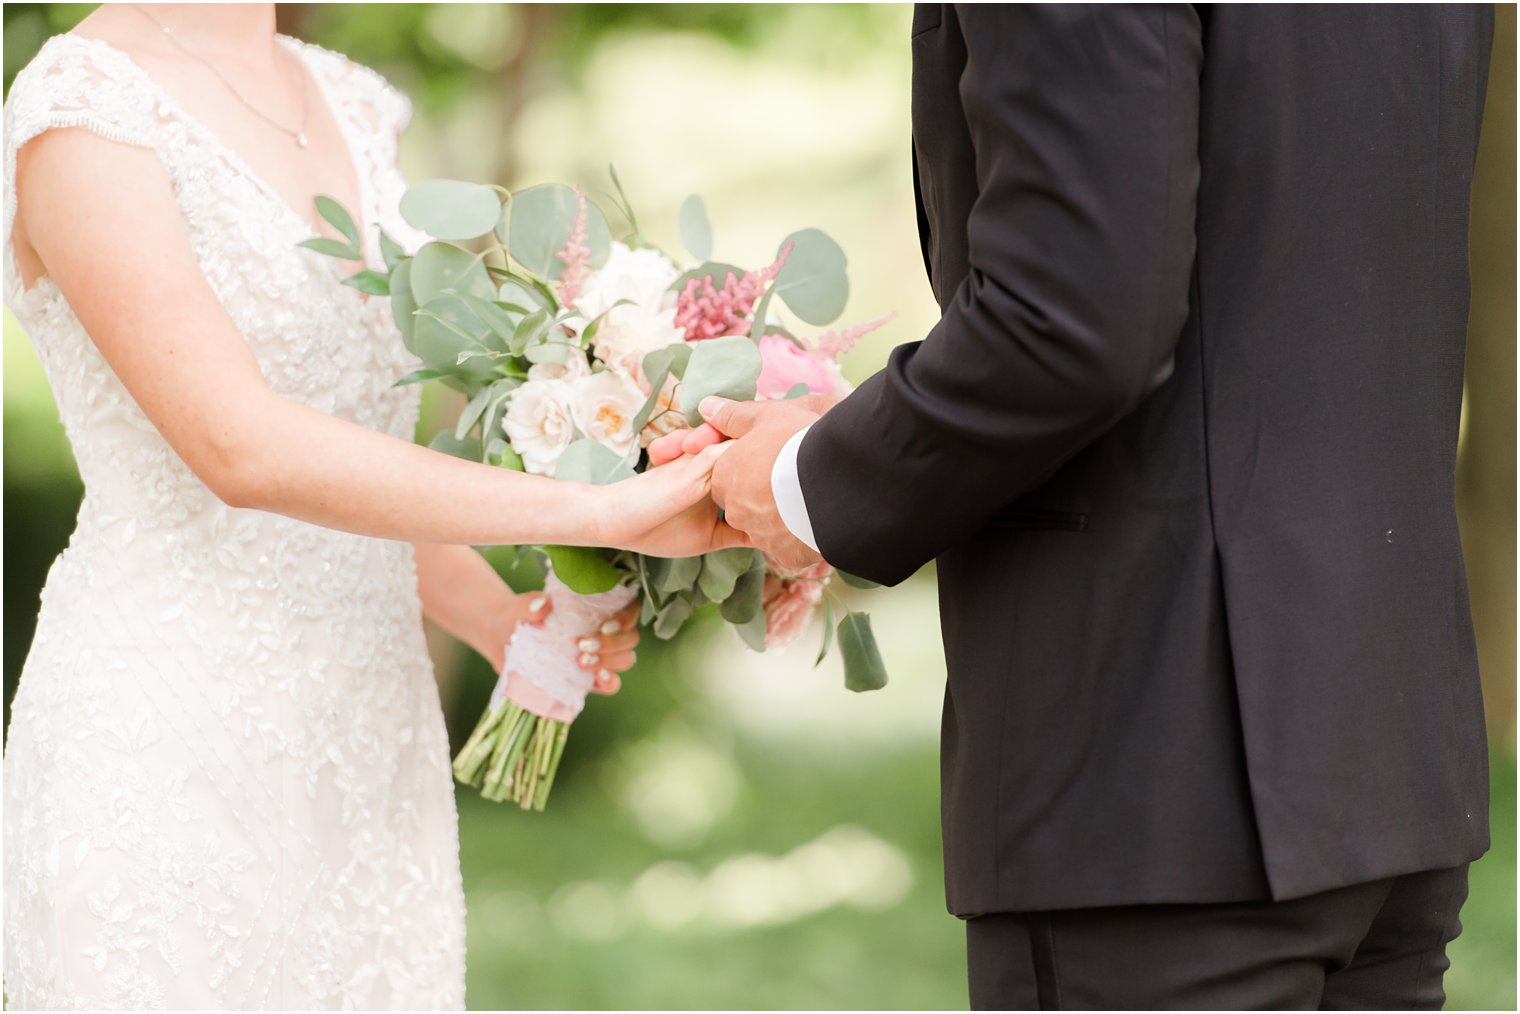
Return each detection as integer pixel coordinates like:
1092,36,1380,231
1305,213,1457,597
452,702,571,810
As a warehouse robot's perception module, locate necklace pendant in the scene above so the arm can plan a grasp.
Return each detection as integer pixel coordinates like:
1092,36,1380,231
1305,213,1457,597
296,131,308,149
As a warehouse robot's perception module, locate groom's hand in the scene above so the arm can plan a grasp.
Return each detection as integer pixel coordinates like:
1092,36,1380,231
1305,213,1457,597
699,396,823,572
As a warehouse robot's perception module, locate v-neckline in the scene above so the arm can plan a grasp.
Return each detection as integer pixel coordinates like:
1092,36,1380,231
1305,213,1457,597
62,32,371,262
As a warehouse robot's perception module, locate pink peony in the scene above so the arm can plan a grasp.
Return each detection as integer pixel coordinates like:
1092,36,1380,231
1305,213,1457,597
762,561,833,649
755,333,836,400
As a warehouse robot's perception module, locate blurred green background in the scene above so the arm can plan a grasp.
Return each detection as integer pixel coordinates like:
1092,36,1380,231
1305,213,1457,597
3,5,1514,1010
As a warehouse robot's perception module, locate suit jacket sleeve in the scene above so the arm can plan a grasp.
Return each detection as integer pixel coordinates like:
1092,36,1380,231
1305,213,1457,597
797,5,1202,585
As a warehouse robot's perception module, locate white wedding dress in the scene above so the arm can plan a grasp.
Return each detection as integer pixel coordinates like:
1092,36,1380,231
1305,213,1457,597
3,35,466,1009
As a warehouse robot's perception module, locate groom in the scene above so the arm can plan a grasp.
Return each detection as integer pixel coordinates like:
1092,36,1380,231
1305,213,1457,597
669,5,1496,1009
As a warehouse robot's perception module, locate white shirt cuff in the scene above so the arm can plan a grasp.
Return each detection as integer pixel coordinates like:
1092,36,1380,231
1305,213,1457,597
770,425,820,553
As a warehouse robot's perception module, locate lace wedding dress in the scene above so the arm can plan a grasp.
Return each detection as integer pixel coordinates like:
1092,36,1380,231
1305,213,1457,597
3,34,466,1009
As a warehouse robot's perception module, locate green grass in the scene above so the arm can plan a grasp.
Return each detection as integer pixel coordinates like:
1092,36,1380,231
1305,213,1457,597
1446,744,1517,1011
458,737,1515,1010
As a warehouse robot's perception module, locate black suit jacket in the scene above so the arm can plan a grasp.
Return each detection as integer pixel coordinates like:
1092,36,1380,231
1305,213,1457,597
798,4,1493,915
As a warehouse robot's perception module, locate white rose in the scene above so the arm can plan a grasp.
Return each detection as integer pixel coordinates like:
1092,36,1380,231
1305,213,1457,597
569,370,646,459
574,242,680,322
502,380,576,476
591,301,687,390
527,348,592,384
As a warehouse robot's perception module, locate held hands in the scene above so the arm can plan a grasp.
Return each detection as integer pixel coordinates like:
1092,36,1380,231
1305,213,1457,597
649,396,832,573
597,443,752,558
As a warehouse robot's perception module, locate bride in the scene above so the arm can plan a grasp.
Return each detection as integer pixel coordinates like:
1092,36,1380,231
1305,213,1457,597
2,4,739,1008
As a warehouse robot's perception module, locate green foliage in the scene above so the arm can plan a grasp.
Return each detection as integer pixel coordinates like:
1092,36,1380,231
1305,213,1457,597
409,242,494,304
401,179,502,240
427,427,482,462
630,343,691,432
544,545,623,595
678,335,762,425
839,612,888,692
342,270,390,296
508,184,612,279
678,193,713,261
719,553,766,625
315,195,361,247
772,227,849,326
554,438,637,485
696,547,756,603
298,236,362,260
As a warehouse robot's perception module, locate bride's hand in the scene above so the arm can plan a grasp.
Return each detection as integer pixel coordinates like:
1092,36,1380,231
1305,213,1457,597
647,393,844,466
596,443,751,557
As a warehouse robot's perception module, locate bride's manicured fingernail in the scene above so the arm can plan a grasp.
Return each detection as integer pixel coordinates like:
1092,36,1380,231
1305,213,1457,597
597,669,614,685
600,619,621,636
577,637,600,653
579,653,599,668
528,597,547,614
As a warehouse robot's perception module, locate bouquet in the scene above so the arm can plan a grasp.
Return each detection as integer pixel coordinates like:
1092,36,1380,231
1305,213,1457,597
305,169,890,809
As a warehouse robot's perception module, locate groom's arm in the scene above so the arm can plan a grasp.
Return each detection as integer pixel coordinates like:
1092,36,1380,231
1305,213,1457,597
795,4,1203,585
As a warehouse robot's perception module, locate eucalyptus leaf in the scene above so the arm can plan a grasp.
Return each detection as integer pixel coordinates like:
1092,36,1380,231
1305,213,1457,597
773,227,849,326
698,548,758,603
315,195,361,247
630,343,693,432
389,258,417,345
678,335,763,425
545,545,623,594
393,368,443,387
508,184,612,279
736,609,769,652
523,339,570,365
410,242,494,305
496,443,525,471
653,556,702,596
428,428,482,462
342,270,390,296
510,308,551,354
299,237,361,260
719,554,767,625
748,287,775,340
837,571,881,590
839,611,888,692
378,228,407,271
455,292,518,347
400,179,502,240
784,383,811,399
816,597,836,667
678,194,713,261
481,381,522,456
495,275,546,312
411,296,499,381
554,439,637,485
454,386,495,440
653,595,695,640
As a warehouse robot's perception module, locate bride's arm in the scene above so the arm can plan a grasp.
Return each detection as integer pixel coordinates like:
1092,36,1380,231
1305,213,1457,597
15,129,737,555
413,543,538,671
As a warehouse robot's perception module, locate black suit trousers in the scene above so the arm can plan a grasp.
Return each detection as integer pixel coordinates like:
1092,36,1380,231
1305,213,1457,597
965,866,1470,1010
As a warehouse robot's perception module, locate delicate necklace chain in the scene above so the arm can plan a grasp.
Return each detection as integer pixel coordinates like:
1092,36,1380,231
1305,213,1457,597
133,5,310,148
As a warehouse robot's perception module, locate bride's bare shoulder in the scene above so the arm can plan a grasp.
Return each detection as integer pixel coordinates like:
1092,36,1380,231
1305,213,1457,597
56,5,165,59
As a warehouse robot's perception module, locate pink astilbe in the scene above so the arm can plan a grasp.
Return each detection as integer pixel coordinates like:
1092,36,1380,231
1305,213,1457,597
814,312,897,359
673,243,794,341
555,188,592,308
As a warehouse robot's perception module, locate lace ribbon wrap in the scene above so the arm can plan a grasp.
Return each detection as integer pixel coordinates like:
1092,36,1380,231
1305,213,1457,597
497,569,637,718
